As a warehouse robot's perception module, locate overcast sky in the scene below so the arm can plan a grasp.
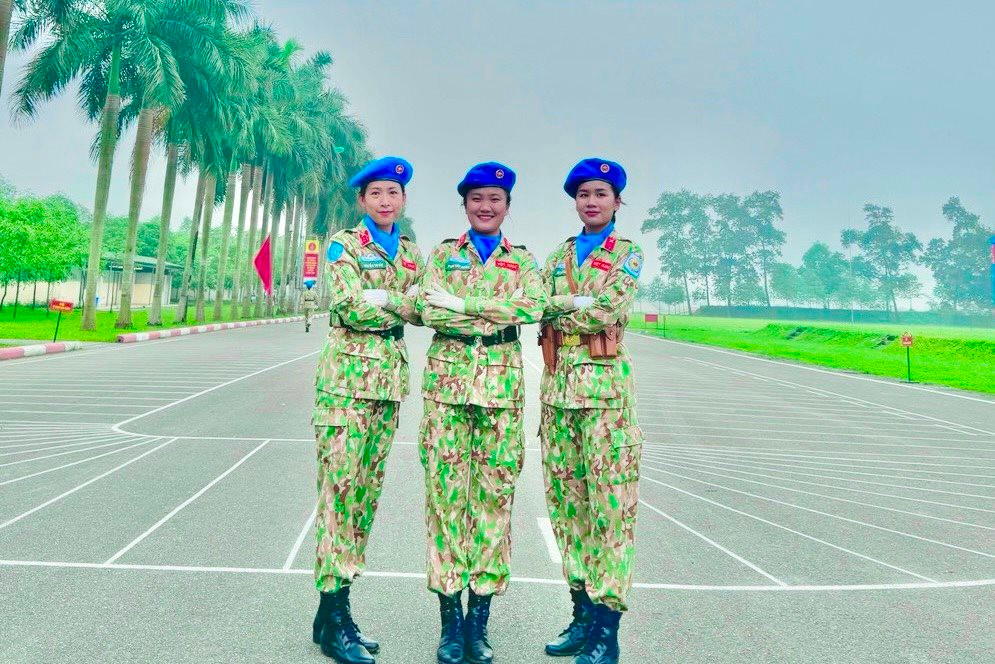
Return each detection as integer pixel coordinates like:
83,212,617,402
2,0,993,291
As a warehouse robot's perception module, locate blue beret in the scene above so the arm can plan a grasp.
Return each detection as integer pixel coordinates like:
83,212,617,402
457,161,516,196
563,157,627,197
348,156,413,189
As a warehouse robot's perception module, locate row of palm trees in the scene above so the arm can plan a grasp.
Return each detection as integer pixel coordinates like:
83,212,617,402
2,0,372,329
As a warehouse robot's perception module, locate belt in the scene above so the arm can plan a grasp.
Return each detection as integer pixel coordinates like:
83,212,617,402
440,326,519,347
555,327,624,347
333,325,404,340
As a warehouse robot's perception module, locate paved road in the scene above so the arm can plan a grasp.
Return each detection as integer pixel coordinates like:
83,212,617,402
1,321,993,663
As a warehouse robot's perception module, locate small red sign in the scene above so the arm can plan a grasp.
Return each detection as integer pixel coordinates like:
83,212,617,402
591,258,612,272
495,260,519,272
645,313,659,323
900,333,914,347
401,258,417,271
49,299,74,313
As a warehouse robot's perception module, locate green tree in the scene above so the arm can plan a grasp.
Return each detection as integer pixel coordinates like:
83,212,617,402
640,189,707,315
741,190,785,307
922,197,994,312
842,204,921,318
798,242,848,308
769,261,803,305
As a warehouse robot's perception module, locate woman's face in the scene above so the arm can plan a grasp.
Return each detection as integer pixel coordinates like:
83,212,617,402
464,186,509,235
574,180,620,228
359,180,405,225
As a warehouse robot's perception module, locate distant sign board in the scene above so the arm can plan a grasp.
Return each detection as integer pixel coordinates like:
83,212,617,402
302,238,320,281
645,313,659,324
900,332,914,347
49,299,74,313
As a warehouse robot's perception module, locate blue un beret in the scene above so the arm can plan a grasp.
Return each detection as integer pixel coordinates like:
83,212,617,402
348,156,413,189
563,157,627,197
457,161,516,196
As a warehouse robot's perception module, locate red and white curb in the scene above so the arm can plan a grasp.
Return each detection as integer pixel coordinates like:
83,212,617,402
116,313,329,343
0,341,85,361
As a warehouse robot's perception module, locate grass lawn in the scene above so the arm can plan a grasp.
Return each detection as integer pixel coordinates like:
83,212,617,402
629,313,995,395
0,303,281,344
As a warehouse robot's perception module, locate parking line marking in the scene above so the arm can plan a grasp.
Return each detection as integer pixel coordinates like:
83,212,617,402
284,504,318,570
537,517,562,564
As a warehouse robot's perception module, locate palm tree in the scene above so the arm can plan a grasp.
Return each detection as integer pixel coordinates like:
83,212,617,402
0,0,27,99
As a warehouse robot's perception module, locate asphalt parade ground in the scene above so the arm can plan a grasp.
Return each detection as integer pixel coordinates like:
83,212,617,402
1,320,993,663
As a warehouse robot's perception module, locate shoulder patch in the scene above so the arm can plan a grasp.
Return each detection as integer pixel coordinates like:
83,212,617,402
621,251,643,279
327,242,344,262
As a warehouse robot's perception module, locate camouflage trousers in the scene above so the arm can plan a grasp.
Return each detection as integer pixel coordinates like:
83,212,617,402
314,398,399,593
419,400,525,596
540,405,641,611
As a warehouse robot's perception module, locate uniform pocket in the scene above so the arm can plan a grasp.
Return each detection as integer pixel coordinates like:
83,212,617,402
423,355,467,402
567,357,620,402
484,362,524,403
606,425,642,485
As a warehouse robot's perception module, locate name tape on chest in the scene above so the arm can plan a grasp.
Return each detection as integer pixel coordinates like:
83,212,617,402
591,258,613,272
401,258,417,271
358,254,388,270
494,259,520,272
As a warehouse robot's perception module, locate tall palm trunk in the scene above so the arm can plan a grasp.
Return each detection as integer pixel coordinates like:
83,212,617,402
286,194,303,312
229,164,253,317
81,43,123,330
254,171,273,318
194,174,218,322
265,198,282,317
0,0,13,99
176,172,207,323
148,141,179,326
241,166,263,318
278,195,296,311
115,105,155,329
212,172,237,320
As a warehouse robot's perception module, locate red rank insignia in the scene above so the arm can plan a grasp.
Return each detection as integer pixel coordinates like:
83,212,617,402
591,258,612,272
358,229,372,246
495,260,520,272
604,236,616,252
401,258,417,271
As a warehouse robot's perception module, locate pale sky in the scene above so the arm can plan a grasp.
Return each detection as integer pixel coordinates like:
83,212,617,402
2,0,993,297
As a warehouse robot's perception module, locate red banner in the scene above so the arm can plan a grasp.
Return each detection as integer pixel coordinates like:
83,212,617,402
302,238,320,280
254,235,273,296
49,299,74,313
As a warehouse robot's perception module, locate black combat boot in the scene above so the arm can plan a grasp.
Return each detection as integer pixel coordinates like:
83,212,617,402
340,586,380,654
464,591,494,664
313,591,334,643
319,589,375,664
573,604,622,664
545,588,595,656
436,591,464,664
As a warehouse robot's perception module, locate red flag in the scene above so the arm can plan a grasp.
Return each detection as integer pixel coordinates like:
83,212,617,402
253,235,273,296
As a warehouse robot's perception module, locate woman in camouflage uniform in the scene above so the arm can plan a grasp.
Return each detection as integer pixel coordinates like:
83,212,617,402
538,158,644,664
416,162,547,664
311,156,424,664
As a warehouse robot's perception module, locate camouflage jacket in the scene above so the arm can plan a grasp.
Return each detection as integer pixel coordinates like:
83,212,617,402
416,232,546,409
314,221,425,405
300,290,318,308
540,230,644,409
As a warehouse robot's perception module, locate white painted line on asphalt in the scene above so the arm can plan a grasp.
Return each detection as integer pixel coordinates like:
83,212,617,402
284,505,318,570
641,451,995,515
0,432,135,455
0,335,188,367
646,447,995,470
644,442,995,461
0,437,139,468
628,332,995,406
2,388,197,395
638,499,787,586
10,563,992,591
0,439,158,487
0,431,114,448
642,466,995,561
641,456,995,531
0,438,176,531
0,401,150,410
0,419,114,425
642,423,990,443
639,475,937,582
113,351,321,433
537,517,562,564
673,353,995,436
648,431,993,452
0,409,125,417
104,440,271,564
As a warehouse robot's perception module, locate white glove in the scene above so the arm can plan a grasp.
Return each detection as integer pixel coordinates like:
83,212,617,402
512,288,523,298
573,295,595,310
405,284,420,297
362,289,389,307
425,284,466,314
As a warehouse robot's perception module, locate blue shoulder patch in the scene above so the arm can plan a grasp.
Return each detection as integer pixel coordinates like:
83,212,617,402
621,251,643,279
327,242,344,262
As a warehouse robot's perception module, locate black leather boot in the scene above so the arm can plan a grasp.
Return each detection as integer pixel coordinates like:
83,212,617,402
340,586,380,654
545,588,595,656
313,591,334,644
464,591,494,664
573,604,621,664
436,591,464,664
319,589,375,664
